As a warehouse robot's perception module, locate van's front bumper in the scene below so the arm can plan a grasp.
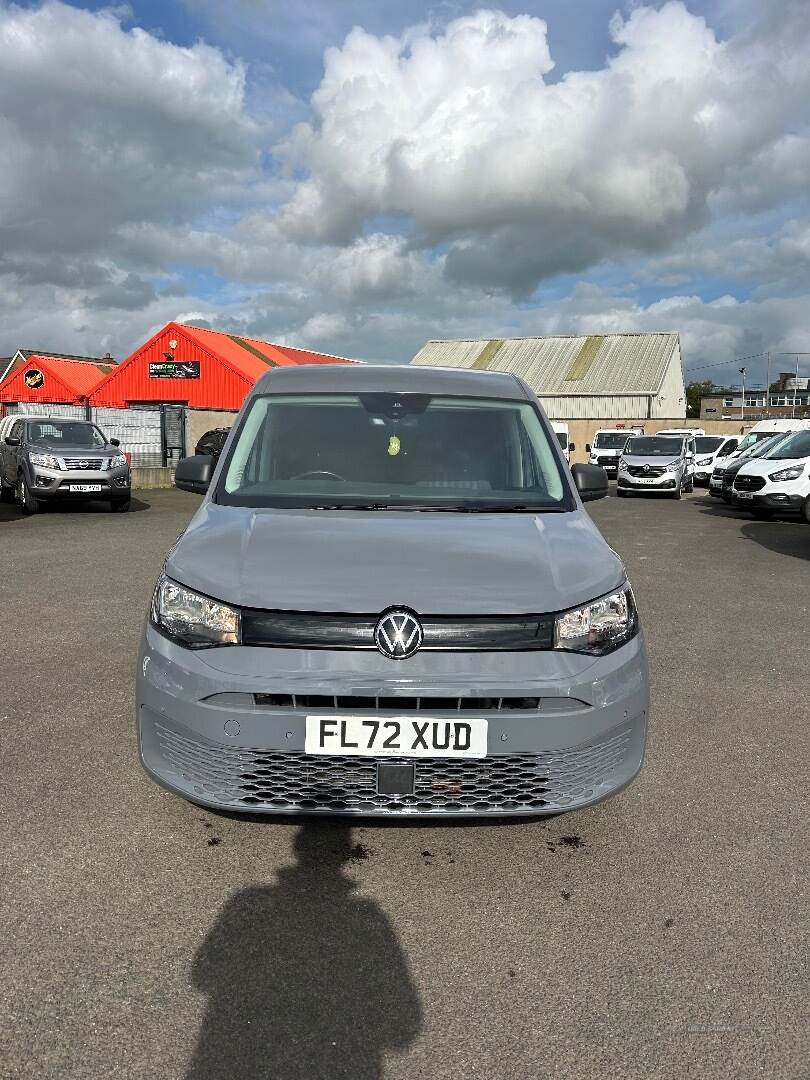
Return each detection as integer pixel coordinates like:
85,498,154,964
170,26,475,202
731,491,804,513
136,624,649,817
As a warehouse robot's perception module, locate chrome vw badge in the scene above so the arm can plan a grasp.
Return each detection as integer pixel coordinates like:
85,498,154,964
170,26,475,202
374,608,423,660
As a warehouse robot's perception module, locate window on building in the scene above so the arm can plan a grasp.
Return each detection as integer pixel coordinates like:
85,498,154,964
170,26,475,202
723,397,734,407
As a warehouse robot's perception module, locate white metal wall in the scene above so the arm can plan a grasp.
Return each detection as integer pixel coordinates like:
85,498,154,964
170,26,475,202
538,395,653,420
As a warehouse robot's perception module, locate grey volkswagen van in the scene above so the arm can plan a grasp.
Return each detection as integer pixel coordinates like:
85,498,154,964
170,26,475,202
137,365,648,817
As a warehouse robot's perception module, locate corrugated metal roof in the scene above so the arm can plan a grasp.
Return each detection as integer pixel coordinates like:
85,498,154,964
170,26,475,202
182,325,357,381
410,333,680,396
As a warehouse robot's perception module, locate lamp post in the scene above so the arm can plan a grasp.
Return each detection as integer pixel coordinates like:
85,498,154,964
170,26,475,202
739,367,746,422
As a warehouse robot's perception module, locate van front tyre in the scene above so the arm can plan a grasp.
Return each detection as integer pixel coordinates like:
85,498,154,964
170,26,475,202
671,482,682,500
802,496,810,524
0,479,14,503
18,474,40,515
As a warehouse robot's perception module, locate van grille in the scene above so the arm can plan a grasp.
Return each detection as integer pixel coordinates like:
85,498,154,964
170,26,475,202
627,465,666,478
253,693,544,711
733,474,766,492
241,610,555,651
153,721,632,814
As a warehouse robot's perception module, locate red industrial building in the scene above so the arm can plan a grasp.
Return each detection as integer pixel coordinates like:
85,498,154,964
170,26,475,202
0,353,115,407
88,322,356,411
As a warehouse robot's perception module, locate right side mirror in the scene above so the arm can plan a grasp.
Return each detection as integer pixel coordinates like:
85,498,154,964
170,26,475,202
175,454,214,494
585,444,591,453
571,463,609,503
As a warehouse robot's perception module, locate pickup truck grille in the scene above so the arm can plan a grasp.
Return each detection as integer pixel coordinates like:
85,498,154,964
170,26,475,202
63,458,103,470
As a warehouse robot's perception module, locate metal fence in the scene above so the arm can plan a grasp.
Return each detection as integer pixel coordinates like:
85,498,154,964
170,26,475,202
4,402,166,467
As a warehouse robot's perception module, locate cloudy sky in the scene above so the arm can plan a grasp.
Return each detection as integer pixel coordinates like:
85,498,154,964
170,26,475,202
1,0,809,385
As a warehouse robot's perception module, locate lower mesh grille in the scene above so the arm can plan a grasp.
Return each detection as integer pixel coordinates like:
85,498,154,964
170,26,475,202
154,722,632,814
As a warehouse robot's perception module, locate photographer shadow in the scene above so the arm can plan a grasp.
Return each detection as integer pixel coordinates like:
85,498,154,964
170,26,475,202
185,823,422,1080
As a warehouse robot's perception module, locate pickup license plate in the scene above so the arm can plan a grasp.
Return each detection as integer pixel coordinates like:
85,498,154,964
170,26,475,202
68,484,102,492
305,715,487,758
736,491,754,500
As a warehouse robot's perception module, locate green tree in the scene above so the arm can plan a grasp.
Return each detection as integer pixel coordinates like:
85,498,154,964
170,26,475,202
685,380,714,418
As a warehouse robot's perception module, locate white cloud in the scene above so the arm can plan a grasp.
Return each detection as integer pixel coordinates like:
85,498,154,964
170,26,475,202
0,0,258,260
275,3,810,294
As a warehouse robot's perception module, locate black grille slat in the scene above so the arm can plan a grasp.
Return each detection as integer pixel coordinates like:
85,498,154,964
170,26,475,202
154,722,633,814
241,610,555,650
253,693,542,712
733,474,766,491
627,465,666,478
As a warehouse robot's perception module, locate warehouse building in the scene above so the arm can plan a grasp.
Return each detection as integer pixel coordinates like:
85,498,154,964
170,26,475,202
89,322,356,411
410,333,685,419
0,352,116,407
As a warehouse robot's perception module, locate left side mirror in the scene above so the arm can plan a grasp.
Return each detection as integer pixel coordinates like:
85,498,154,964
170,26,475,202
175,454,214,494
568,442,576,452
571,463,609,503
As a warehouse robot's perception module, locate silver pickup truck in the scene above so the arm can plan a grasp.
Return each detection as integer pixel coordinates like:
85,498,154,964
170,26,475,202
0,415,131,513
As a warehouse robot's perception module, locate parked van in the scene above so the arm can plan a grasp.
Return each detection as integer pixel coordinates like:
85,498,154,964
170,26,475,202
587,427,644,477
692,435,739,486
730,427,810,520
617,434,694,498
708,419,810,495
551,420,574,463
138,365,649,818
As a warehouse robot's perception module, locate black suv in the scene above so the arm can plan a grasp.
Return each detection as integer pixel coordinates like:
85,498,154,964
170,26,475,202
194,427,230,462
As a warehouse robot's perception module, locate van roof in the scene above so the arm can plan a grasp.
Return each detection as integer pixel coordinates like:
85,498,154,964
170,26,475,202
251,363,530,400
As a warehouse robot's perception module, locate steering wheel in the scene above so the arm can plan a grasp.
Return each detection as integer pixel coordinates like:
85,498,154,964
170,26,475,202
290,469,346,483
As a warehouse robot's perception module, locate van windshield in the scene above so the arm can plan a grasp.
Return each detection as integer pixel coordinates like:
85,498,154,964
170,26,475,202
694,437,724,453
624,436,684,456
218,393,570,511
593,433,630,449
761,428,810,460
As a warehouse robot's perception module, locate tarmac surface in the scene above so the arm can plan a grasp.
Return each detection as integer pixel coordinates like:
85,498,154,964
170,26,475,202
1,487,808,1079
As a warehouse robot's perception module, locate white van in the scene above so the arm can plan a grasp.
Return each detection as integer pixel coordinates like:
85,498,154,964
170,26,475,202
731,427,810,520
709,418,810,487
692,434,740,486
657,427,706,438
587,427,643,476
551,421,574,463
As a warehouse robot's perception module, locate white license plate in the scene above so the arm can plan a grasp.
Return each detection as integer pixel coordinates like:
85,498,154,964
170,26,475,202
736,490,754,500
305,715,488,758
632,476,661,485
68,484,102,492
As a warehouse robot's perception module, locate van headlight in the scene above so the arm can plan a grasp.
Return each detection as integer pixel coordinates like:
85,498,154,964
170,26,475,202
554,585,638,656
696,456,713,467
666,459,682,472
151,574,240,647
617,457,628,472
768,465,803,481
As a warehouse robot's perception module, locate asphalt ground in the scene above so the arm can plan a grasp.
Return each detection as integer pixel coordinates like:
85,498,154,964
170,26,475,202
1,486,808,1080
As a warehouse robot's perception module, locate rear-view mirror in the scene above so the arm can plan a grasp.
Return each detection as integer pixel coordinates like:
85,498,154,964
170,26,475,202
175,454,214,494
571,463,609,503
